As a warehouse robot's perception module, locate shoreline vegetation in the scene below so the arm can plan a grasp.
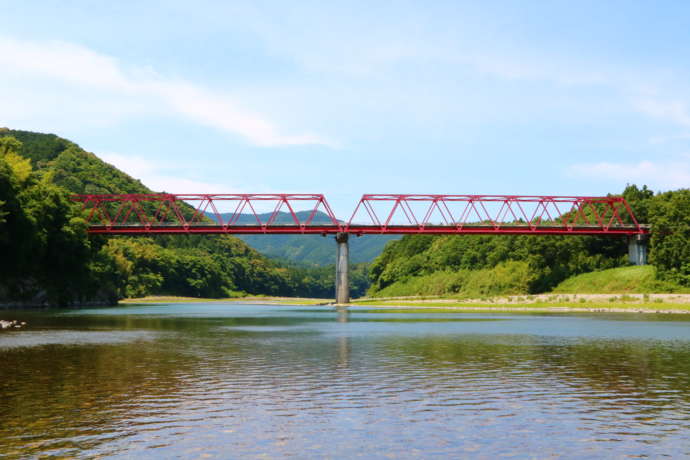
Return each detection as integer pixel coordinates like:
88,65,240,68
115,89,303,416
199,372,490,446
119,265,690,313
119,293,690,313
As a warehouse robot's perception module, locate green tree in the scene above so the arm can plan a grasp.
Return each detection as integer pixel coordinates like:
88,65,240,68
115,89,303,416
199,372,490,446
622,184,655,224
0,138,112,305
0,136,22,156
649,189,690,286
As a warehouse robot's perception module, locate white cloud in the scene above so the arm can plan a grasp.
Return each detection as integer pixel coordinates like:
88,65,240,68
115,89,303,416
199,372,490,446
252,14,690,136
648,133,690,145
462,52,609,87
634,98,690,128
569,160,690,190
152,81,333,147
101,152,232,194
99,152,297,213
0,37,133,91
100,153,157,178
0,36,332,147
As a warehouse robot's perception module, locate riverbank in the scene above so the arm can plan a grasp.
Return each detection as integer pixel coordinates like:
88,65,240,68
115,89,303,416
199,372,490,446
119,293,690,313
120,295,331,306
353,293,690,313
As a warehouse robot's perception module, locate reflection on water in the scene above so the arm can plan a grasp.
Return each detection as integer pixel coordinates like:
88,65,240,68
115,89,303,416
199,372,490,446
0,304,689,458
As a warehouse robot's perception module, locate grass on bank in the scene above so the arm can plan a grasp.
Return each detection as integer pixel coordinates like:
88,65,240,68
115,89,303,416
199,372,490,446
370,265,689,299
371,261,534,298
552,265,688,294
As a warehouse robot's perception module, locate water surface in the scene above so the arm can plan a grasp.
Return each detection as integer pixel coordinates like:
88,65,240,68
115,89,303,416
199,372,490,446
1,304,689,458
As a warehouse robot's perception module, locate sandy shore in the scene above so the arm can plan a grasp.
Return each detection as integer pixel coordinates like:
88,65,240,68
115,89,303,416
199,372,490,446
352,293,690,313
120,295,331,305
355,292,690,305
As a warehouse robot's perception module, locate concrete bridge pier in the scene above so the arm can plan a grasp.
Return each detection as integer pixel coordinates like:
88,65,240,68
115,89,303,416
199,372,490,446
628,234,649,265
335,232,350,304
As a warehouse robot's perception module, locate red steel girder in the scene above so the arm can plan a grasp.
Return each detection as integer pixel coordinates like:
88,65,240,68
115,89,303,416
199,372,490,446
72,193,649,236
344,194,646,235
72,193,340,231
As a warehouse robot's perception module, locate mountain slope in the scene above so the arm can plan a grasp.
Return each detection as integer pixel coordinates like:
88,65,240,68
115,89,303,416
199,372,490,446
240,233,398,265
207,210,398,265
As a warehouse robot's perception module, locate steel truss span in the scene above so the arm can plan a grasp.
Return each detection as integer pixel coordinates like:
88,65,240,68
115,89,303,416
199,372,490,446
72,193,649,236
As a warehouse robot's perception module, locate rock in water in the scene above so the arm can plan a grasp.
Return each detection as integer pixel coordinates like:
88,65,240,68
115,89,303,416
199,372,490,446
0,320,26,330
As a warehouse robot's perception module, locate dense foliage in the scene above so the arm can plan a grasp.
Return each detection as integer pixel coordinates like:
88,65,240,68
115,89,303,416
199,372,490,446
368,184,690,297
0,136,112,305
368,233,626,297
0,129,357,304
238,232,398,266
648,189,690,286
281,262,370,298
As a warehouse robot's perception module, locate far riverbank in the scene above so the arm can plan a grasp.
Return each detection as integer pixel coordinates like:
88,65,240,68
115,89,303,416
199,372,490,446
119,293,690,314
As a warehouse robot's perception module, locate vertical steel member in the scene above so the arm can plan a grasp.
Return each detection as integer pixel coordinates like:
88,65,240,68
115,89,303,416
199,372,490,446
335,232,350,304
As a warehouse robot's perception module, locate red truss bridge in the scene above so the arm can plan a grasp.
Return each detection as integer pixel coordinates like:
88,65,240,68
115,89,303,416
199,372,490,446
72,193,648,236
73,193,650,303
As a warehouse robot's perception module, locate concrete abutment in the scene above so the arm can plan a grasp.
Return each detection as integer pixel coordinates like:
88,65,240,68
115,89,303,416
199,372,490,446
628,234,649,266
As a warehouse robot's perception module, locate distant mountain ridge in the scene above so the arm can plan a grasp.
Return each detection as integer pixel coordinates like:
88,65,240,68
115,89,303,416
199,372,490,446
207,209,337,225
206,210,399,266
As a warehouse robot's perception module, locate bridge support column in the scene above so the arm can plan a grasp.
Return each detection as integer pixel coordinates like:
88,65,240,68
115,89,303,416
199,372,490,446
628,234,649,266
335,232,350,304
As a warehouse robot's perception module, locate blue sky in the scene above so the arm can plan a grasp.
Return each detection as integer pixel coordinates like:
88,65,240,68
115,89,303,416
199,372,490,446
1,1,689,216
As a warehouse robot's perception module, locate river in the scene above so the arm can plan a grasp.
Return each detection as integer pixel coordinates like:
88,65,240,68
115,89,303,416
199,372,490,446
1,304,689,458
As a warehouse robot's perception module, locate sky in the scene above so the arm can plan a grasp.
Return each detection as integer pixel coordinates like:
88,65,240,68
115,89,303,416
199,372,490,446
1,0,689,217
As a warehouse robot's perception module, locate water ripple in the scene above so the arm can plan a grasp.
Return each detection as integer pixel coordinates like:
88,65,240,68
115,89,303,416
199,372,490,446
1,306,689,458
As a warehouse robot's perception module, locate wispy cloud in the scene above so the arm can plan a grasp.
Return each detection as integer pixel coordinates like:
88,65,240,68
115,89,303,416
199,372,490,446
247,8,690,136
569,159,690,190
0,36,332,147
648,132,690,145
634,98,690,128
101,153,233,194
100,153,295,212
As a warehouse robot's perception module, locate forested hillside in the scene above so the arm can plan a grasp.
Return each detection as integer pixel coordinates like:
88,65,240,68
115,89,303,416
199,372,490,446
240,233,397,265
367,185,690,297
0,129,366,305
